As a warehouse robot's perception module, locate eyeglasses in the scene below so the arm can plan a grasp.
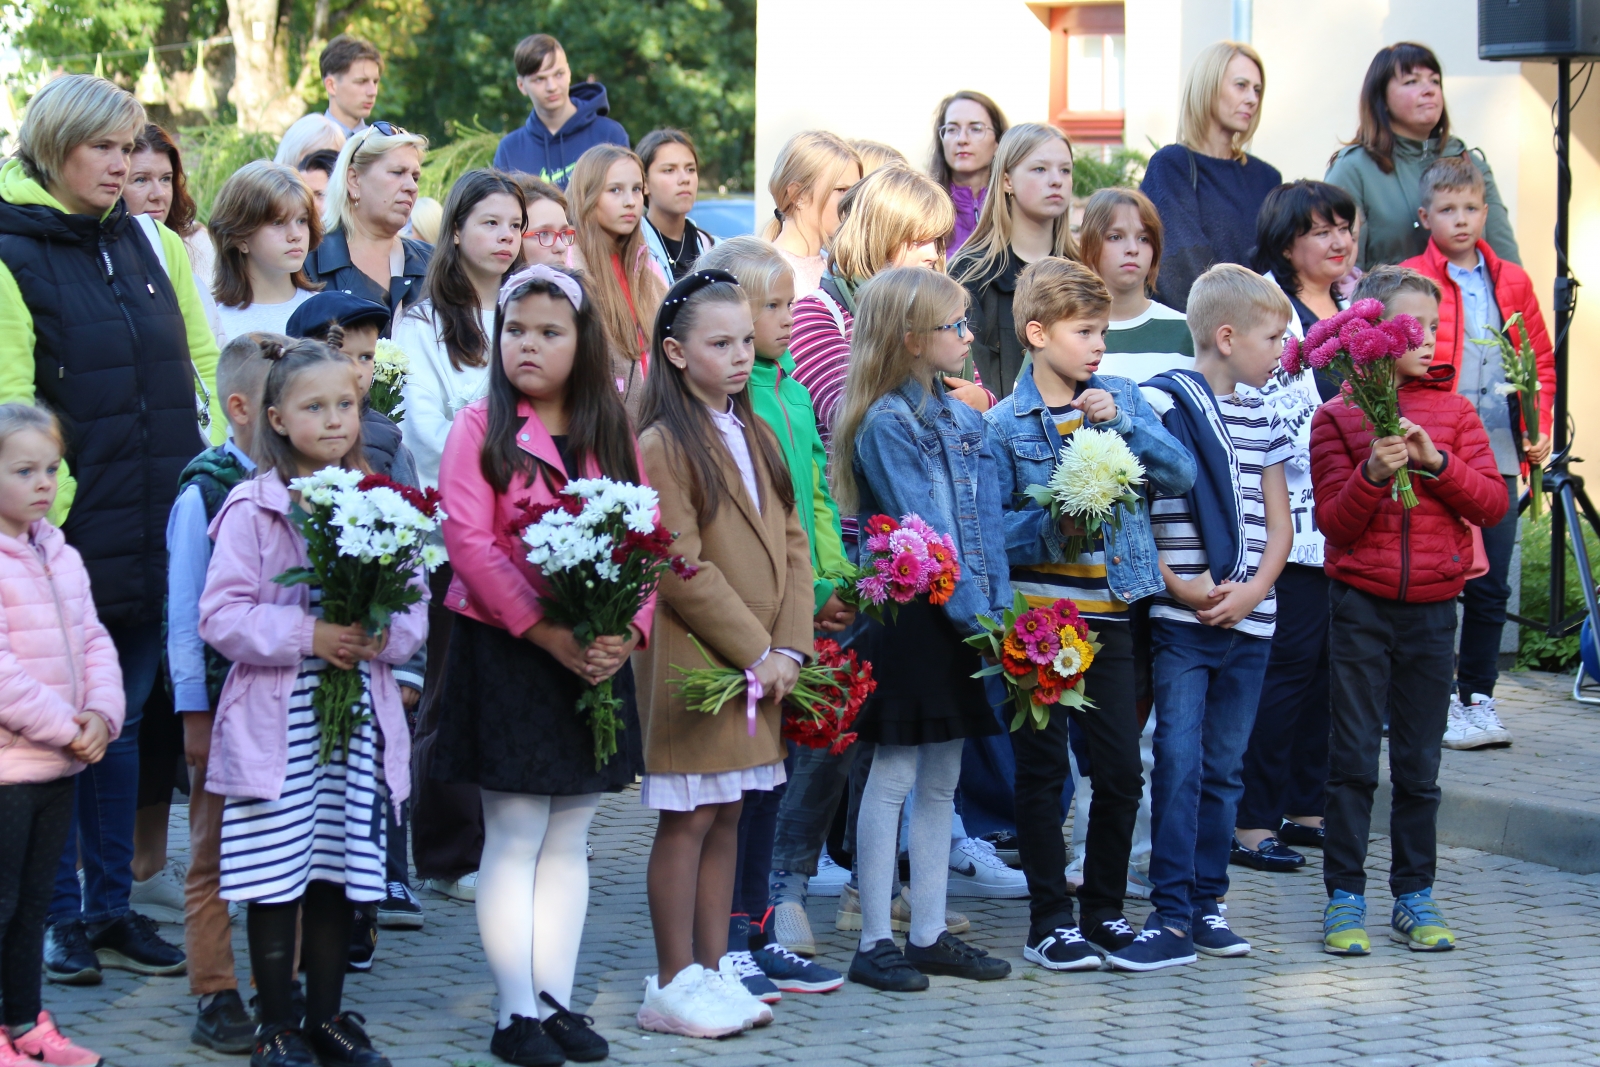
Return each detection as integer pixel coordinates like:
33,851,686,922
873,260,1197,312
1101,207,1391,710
523,227,577,248
939,122,992,141
933,317,970,341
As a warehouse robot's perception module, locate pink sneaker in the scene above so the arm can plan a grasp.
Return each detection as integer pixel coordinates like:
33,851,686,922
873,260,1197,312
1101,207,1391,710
11,1012,102,1066
0,1030,35,1067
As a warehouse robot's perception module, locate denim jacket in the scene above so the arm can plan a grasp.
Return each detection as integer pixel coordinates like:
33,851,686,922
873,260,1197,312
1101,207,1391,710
852,378,1010,635
983,368,1197,605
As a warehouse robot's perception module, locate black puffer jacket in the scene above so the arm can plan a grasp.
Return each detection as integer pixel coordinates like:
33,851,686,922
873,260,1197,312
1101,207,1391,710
953,248,1026,400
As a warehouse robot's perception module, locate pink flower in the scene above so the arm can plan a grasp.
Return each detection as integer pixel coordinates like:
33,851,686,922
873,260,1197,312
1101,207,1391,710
1280,335,1303,376
1306,339,1340,369
887,578,919,603
858,574,888,603
1349,298,1385,322
865,530,893,554
888,550,924,588
888,528,930,559
1305,317,1335,352
1375,319,1413,356
1348,328,1396,365
901,514,940,542
1389,313,1425,348
1338,320,1367,350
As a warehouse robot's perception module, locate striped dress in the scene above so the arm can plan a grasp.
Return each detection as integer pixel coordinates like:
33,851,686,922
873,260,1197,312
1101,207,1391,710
218,589,387,905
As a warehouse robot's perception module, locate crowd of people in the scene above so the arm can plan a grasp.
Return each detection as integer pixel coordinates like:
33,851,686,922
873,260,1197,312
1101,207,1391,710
0,25,1556,1067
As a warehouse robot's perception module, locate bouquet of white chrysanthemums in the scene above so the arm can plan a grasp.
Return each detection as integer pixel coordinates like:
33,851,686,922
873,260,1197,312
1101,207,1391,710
277,468,448,762
519,477,696,769
1025,426,1147,560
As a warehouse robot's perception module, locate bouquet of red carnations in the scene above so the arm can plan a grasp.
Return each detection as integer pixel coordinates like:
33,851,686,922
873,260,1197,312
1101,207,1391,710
1282,298,1428,508
966,592,1099,731
780,639,875,755
836,513,960,624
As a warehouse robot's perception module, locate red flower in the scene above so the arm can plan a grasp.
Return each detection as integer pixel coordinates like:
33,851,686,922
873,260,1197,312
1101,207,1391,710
864,514,900,538
358,473,443,517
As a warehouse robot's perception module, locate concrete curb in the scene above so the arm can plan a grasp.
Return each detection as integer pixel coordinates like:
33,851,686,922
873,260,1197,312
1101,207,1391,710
1373,767,1600,873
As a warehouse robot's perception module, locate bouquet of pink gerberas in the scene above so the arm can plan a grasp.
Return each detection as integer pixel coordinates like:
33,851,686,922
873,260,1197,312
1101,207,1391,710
1281,297,1429,508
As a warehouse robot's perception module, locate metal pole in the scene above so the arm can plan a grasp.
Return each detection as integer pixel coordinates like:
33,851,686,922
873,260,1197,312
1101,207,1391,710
1232,0,1253,43
1550,58,1573,632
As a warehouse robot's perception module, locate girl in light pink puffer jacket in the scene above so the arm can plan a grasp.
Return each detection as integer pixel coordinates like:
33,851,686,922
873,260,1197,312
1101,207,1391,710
0,404,123,1067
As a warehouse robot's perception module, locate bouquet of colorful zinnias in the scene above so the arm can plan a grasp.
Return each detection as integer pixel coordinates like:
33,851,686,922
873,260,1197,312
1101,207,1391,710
671,636,871,749
518,477,697,770
966,592,1099,731
1024,425,1146,559
836,513,960,623
1475,311,1545,518
1282,298,1428,508
368,339,408,422
276,469,448,763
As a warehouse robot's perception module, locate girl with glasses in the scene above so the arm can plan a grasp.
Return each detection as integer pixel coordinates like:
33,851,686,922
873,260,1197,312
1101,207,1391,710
927,91,1009,257
514,174,579,270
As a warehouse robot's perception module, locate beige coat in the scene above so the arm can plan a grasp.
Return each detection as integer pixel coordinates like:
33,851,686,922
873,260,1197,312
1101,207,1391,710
633,423,813,774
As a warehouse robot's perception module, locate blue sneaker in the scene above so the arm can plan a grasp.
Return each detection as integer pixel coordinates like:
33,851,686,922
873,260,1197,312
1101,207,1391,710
752,942,844,993
725,915,782,1002
1391,888,1455,951
1323,890,1370,955
1105,925,1197,972
1191,901,1250,957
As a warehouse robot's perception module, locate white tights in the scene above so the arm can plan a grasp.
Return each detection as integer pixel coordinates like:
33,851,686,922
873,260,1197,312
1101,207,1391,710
477,790,599,1026
856,740,963,950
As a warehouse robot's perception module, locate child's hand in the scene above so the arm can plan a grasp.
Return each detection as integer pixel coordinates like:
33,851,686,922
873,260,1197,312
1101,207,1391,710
752,652,801,704
585,627,639,684
1195,581,1266,629
1059,513,1087,538
344,627,388,662
813,593,855,633
525,619,592,679
1398,417,1444,473
1167,571,1216,610
1525,434,1552,465
944,377,992,413
1072,388,1119,425
1364,435,1409,483
183,710,214,767
313,620,367,670
399,686,421,711
68,713,110,764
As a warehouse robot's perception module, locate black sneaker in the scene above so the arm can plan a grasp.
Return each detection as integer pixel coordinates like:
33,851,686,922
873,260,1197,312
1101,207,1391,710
348,904,377,972
1022,926,1101,972
1192,901,1251,957
1228,836,1306,872
540,991,606,1062
903,932,1011,981
375,881,424,930
1105,926,1197,972
251,980,307,1027
978,830,1021,867
848,938,929,992
251,1022,317,1067
490,1013,565,1067
306,1011,390,1066
192,988,257,1054
88,912,187,975
1277,820,1326,849
1084,915,1138,956
43,920,102,985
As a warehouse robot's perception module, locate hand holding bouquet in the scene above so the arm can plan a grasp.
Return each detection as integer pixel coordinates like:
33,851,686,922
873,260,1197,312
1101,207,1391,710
1474,311,1545,518
368,340,409,422
276,469,447,763
672,636,872,752
966,592,1099,731
836,513,960,624
518,477,696,769
1024,425,1146,559
1283,299,1428,508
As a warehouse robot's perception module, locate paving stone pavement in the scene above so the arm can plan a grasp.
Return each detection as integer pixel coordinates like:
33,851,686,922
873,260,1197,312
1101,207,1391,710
1439,670,1600,811
43,776,1600,1067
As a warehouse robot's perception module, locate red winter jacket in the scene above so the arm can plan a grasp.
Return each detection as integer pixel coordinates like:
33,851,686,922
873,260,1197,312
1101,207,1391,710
1401,238,1555,442
1310,365,1508,603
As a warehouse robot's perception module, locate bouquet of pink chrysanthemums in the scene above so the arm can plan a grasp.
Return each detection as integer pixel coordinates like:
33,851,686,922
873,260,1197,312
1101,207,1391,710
836,513,960,624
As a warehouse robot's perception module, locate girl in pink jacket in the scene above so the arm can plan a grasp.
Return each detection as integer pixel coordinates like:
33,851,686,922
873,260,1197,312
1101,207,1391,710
0,404,123,1067
198,339,426,1067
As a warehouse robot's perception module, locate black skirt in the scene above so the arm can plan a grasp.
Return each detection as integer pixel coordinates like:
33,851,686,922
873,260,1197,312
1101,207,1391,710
851,598,1001,747
432,614,645,795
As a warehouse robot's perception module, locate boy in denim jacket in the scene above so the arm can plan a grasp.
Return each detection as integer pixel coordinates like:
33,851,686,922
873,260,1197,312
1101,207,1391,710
985,259,1195,972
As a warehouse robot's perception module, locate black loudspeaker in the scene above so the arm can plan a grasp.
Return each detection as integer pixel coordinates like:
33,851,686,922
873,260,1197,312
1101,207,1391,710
1479,0,1600,60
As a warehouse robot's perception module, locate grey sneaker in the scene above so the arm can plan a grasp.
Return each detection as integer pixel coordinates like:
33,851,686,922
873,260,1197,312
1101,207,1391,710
1466,693,1512,745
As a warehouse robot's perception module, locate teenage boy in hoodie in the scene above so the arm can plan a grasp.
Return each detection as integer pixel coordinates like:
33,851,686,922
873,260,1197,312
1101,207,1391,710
492,33,630,188
1310,267,1507,956
1401,155,1554,750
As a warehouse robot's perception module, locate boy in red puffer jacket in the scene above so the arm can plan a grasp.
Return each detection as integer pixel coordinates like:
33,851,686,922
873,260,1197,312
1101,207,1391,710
1309,267,1507,959
1402,154,1553,745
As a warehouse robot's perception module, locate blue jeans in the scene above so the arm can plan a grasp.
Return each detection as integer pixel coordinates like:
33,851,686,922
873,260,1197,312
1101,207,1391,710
50,623,163,926
1147,620,1271,933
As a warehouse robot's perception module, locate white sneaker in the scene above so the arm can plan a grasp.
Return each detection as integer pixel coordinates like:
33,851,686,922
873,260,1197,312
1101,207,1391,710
129,858,187,924
947,837,1030,898
707,961,774,1027
425,871,479,902
807,851,850,897
1467,693,1512,746
1063,857,1151,899
637,964,747,1038
1442,694,1492,750
1065,856,1085,893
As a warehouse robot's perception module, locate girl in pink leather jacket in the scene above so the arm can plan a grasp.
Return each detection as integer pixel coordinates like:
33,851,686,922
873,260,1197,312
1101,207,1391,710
0,404,123,1067
198,338,427,1067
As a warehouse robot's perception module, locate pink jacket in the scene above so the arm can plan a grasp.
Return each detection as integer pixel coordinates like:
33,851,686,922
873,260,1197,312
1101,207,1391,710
198,475,428,803
0,521,124,785
439,398,656,644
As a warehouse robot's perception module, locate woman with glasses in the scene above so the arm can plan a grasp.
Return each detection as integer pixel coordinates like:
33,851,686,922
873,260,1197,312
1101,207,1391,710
305,121,433,319
638,128,716,283
928,91,1009,257
514,174,579,270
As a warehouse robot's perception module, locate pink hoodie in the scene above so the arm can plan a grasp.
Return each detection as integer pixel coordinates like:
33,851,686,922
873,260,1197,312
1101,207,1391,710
0,521,125,786
198,474,428,803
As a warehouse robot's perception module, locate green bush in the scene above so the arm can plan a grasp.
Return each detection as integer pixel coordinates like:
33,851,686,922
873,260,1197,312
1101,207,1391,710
179,126,280,224
1516,509,1600,671
417,118,503,202
1073,146,1147,198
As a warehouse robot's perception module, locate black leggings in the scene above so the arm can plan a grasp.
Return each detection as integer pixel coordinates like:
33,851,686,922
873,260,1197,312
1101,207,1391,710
0,778,74,1028
247,880,354,1027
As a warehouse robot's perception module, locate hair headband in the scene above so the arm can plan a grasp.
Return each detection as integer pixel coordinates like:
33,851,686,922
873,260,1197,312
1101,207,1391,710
498,264,584,311
659,268,740,336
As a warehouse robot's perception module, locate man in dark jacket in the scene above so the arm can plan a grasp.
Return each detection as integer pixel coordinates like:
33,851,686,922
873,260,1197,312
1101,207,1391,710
491,33,629,188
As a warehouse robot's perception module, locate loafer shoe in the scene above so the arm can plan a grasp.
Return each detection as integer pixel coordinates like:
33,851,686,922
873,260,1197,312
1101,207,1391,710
904,931,1010,981
1228,836,1305,872
1276,821,1325,849
848,938,928,992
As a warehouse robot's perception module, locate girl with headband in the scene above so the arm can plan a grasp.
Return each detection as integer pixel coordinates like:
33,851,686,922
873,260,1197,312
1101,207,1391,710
433,263,647,1065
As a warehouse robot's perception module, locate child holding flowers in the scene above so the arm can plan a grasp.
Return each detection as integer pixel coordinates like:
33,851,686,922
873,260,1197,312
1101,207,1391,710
1309,267,1507,956
983,258,1194,972
433,265,645,1064
829,267,1013,992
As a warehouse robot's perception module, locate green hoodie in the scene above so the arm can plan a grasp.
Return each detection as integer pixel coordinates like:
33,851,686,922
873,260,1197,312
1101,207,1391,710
1325,135,1520,272
0,159,225,523
749,351,849,612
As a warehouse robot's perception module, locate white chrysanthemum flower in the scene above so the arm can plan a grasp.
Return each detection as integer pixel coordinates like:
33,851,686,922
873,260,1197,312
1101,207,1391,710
420,544,447,570
1046,427,1147,524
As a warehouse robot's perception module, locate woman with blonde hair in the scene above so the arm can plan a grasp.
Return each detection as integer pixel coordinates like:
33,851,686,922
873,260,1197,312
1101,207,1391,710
567,142,668,417
1139,40,1280,311
850,140,907,176
304,121,433,318
951,123,1076,398
765,131,862,295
